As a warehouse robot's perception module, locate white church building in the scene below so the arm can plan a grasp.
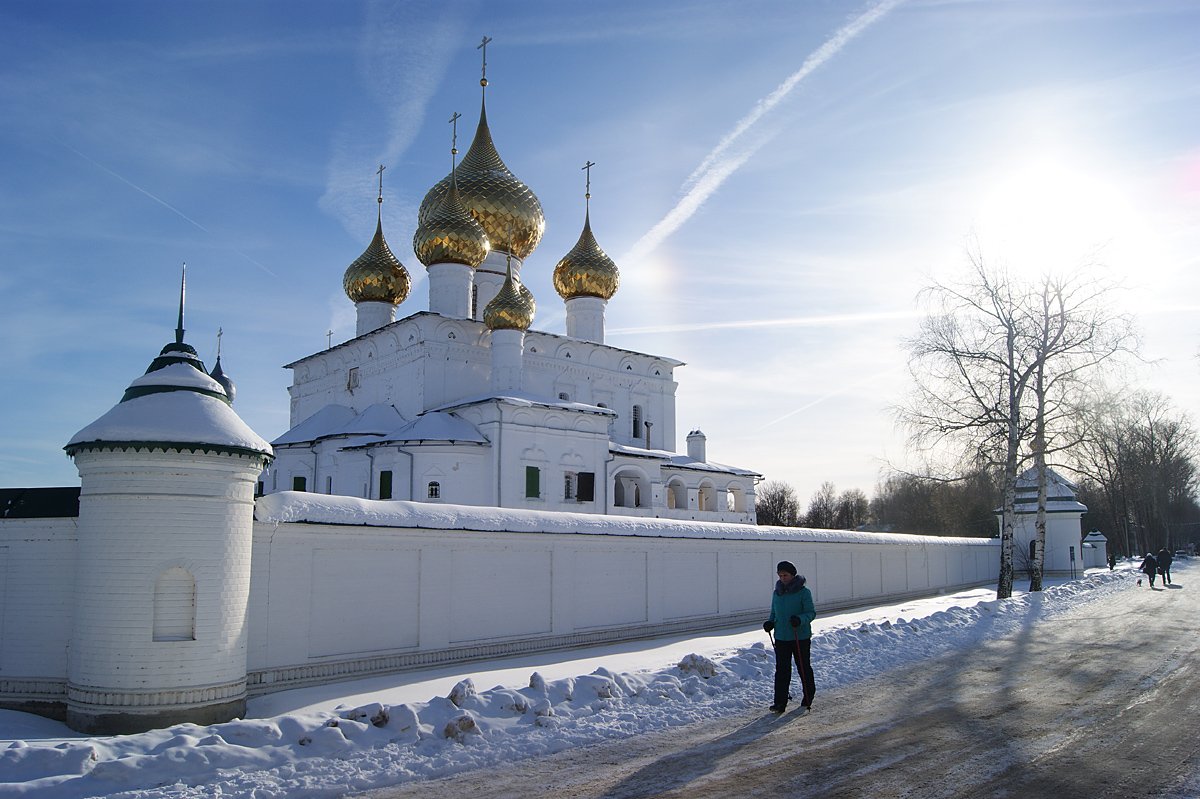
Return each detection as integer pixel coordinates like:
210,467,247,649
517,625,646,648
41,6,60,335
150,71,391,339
259,76,759,523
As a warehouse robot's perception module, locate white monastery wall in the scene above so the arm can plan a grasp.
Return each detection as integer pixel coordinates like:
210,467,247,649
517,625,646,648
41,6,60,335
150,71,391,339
240,497,999,694
1,500,998,712
0,518,77,710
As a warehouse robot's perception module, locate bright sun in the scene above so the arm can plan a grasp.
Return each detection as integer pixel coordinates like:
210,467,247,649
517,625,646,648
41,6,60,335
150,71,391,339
972,157,1153,283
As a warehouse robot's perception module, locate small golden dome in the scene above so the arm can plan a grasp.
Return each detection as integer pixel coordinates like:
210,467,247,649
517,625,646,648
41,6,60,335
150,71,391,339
483,262,535,331
343,217,411,305
418,101,545,260
413,180,491,268
553,211,619,300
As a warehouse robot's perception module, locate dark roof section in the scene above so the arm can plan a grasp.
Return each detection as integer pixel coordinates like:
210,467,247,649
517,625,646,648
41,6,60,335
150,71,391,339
0,487,81,518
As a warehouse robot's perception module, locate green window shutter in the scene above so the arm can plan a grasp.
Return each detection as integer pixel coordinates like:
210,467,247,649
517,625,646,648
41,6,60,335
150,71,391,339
379,470,393,500
525,466,541,498
578,472,595,502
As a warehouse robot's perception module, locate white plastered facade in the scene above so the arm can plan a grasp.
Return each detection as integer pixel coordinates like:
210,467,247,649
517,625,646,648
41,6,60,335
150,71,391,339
262,311,760,523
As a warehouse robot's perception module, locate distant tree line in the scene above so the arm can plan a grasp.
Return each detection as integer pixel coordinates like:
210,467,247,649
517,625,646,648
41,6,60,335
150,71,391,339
1070,388,1200,557
753,479,870,532
756,470,998,537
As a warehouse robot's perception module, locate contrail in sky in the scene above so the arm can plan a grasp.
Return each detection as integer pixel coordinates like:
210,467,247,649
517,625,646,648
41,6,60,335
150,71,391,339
58,140,279,277
59,141,212,233
622,0,903,263
757,362,906,431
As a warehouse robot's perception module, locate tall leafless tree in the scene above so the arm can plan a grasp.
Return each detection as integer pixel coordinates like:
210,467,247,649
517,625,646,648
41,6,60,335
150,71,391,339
899,253,1034,598
899,250,1136,597
1020,273,1137,589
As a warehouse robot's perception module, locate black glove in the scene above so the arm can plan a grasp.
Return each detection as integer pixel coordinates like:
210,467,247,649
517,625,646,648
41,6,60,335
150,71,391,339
789,615,801,628
763,620,774,633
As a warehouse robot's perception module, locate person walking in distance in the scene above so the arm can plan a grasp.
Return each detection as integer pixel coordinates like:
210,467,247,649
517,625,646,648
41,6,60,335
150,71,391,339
762,560,816,713
1157,547,1174,586
1140,552,1159,588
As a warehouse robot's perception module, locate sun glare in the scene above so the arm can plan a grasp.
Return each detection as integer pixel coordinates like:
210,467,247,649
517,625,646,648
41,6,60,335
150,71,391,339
972,158,1154,284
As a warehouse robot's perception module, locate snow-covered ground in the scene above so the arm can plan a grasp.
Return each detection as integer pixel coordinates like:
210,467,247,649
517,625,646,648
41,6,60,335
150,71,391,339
0,563,1158,798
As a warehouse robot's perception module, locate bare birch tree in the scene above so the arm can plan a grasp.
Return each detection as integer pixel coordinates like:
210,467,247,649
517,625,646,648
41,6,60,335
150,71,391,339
899,252,1034,598
899,250,1136,598
1020,273,1136,589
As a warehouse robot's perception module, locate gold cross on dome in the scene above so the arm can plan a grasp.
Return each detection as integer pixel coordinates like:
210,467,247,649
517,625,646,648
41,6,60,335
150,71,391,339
449,111,462,155
582,160,596,198
477,35,493,85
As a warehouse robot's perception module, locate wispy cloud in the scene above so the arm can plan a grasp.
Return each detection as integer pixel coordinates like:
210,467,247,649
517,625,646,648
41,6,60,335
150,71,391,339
320,0,476,236
756,362,906,431
622,0,904,264
609,308,917,337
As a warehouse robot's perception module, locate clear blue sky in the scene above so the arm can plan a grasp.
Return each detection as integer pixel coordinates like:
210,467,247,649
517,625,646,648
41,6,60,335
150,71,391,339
2,0,1197,502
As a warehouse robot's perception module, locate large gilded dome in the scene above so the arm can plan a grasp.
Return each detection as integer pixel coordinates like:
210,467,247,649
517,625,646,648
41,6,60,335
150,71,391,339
553,211,619,300
483,263,535,331
343,216,411,305
418,101,544,261
413,179,490,268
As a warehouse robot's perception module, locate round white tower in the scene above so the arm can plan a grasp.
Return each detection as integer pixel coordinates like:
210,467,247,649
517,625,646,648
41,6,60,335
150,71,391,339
63,298,272,734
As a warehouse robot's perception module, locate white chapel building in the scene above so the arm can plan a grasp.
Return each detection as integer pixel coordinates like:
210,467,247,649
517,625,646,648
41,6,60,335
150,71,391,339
259,75,760,523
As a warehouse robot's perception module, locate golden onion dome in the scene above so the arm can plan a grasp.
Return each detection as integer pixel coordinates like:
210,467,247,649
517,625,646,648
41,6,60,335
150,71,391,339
553,211,619,300
483,262,535,331
343,216,411,305
413,179,491,268
417,100,545,260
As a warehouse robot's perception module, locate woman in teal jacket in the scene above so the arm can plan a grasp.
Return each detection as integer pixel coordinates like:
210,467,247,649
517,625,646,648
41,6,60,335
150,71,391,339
763,560,816,713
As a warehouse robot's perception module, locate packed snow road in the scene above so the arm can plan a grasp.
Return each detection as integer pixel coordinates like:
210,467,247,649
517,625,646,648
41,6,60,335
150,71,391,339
359,574,1200,799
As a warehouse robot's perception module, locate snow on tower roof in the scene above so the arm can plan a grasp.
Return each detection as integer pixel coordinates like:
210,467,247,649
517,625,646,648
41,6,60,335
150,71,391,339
66,363,272,457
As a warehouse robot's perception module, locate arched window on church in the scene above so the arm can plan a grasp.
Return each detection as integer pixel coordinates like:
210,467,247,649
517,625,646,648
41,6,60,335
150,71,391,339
631,405,643,439
153,567,196,641
428,481,441,499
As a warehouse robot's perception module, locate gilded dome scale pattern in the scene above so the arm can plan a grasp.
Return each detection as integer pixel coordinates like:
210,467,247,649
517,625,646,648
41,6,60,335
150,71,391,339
417,101,545,261
413,179,490,268
343,216,411,305
553,211,619,300
483,260,535,331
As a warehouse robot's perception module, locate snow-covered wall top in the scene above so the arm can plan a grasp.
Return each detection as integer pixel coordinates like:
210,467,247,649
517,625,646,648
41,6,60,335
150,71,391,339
255,492,995,546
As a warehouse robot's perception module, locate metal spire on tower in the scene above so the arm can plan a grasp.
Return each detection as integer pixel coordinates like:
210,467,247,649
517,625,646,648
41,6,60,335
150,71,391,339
175,263,187,344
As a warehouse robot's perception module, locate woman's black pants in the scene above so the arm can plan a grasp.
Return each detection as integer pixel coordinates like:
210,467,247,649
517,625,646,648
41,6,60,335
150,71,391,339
773,637,815,709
